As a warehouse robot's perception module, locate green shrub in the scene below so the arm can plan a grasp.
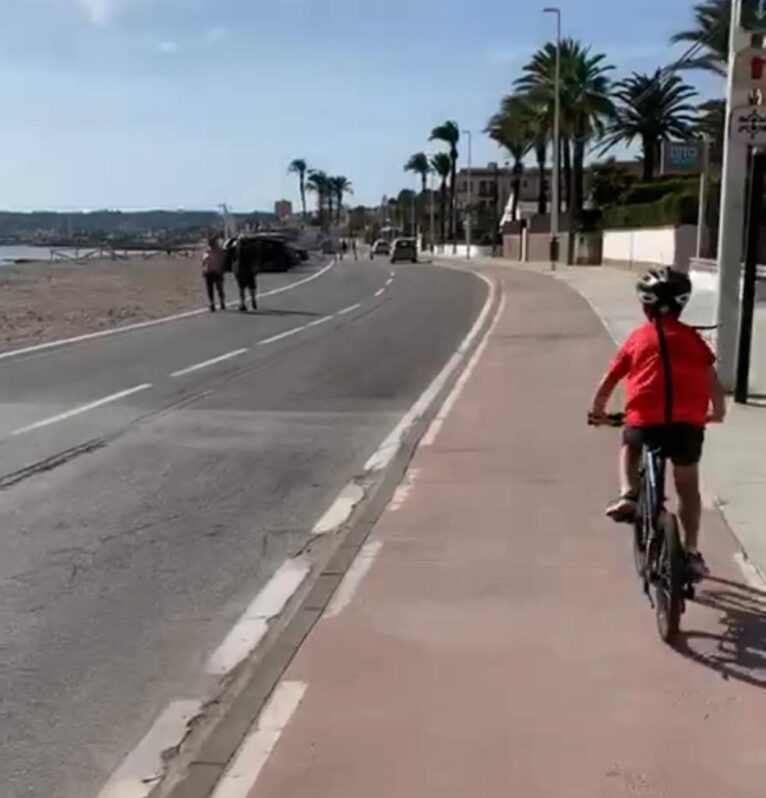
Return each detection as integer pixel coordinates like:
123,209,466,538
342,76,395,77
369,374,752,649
602,192,698,229
620,178,699,206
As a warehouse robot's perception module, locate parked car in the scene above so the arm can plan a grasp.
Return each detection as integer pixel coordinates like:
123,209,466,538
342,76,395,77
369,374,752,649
224,235,298,273
370,239,391,258
390,238,417,264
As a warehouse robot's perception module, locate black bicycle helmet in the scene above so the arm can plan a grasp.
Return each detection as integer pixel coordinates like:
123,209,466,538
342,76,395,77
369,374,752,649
636,266,692,316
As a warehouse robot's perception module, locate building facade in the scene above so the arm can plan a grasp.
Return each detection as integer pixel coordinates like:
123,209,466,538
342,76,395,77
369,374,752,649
274,199,293,221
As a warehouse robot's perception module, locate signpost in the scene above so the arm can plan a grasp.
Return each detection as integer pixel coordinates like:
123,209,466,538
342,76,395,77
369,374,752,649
660,141,704,174
740,0,766,31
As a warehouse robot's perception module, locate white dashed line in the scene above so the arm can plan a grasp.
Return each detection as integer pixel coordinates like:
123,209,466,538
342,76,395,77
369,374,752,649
258,315,332,346
211,681,307,798
324,540,383,618
337,302,362,316
171,348,249,378
11,383,152,436
374,288,385,298
206,558,310,675
385,277,393,287
312,482,365,535
96,700,202,798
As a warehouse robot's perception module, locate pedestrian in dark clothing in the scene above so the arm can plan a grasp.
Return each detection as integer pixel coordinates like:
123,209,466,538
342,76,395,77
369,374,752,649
202,236,226,312
234,235,258,312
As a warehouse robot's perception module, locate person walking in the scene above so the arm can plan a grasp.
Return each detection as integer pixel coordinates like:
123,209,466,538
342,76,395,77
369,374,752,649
234,235,258,312
202,236,226,312
351,238,358,260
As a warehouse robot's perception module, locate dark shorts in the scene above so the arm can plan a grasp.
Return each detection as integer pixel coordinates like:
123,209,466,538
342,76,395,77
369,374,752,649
623,424,705,467
235,269,256,290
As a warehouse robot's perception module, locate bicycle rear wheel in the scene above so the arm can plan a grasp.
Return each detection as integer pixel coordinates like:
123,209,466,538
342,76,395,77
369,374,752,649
654,514,684,644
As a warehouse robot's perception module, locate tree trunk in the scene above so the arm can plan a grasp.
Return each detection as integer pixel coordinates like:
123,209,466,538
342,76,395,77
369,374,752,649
300,179,306,219
327,193,334,229
439,180,447,243
449,157,457,241
512,162,523,221
535,141,548,216
642,136,655,182
562,136,572,217
573,138,585,215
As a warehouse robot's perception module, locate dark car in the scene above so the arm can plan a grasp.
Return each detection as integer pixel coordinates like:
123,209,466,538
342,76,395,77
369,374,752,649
224,235,298,273
390,238,418,264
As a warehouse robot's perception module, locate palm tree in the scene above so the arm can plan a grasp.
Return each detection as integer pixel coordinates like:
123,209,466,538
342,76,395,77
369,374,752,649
429,121,460,240
430,152,452,243
695,97,725,165
404,153,431,195
330,176,353,225
602,71,697,181
486,94,533,221
516,39,614,215
307,169,330,228
671,0,730,76
288,158,309,219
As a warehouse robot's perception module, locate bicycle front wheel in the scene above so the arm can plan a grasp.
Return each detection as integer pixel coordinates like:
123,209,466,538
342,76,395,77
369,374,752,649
654,514,684,644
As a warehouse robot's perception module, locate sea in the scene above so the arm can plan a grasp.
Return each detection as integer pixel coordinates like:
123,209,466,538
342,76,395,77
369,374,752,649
0,245,84,265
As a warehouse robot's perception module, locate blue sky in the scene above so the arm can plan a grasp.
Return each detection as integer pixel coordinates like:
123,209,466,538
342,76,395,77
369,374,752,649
0,0,723,212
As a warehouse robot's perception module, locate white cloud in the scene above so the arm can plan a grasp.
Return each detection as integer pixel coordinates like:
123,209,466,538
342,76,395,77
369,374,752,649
77,0,121,26
158,40,179,54
205,27,228,44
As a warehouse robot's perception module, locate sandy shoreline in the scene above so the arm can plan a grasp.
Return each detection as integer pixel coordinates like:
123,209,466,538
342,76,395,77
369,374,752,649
0,253,207,352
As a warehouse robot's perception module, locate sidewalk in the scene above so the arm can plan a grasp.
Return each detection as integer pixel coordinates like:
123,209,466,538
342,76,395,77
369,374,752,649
208,266,766,798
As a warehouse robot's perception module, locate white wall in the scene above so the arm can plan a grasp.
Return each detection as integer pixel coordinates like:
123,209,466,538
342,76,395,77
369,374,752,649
432,244,494,258
602,225,697,271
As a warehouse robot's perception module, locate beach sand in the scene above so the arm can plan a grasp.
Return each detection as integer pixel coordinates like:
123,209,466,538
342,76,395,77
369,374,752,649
0,253,206,352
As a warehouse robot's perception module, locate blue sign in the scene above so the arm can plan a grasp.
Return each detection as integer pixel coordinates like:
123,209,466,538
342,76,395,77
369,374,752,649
661,142,703,174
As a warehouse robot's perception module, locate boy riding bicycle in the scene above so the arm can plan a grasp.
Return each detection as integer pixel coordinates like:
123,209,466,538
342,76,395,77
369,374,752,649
589,267,726,579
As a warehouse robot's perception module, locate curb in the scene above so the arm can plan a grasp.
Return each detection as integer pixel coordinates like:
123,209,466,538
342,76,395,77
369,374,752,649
148,266,502,798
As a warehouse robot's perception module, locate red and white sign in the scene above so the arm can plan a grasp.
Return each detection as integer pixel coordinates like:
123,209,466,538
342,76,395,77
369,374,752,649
734,48,766,90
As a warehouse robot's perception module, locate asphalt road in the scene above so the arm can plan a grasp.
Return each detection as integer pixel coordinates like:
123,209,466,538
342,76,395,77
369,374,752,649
0,257,487,798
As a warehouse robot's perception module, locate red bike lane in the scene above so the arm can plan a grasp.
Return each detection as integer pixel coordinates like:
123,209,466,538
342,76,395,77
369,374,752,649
231,266,766,797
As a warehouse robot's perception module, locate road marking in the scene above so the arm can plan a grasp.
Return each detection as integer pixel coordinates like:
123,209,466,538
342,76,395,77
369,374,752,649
11,383,152,436
733,551,766,590
206,558,310,675
337,302,362,316
170,348,249,378
385,277,394,287
364,271,496,472
0,261,336,364
422,290,506,446
96,700,201,798
211,681,307,798
388,483,413,512
374,288,385,297
312,482,365,535
257,315,332,346
324,540,383,618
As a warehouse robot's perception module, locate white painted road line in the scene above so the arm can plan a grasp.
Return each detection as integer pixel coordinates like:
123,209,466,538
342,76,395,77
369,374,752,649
385,277,394,287
364,272,496,472
733,551,766,590
312,482,365,535
11,383,152,437
0,260,336,364
257,315,332,347
96,700,201,798
170,348,249,378
337,302,362,316
422,290,506,447
324,540,383,618
206,558,310,675
211,681,307,798
374,288,385,297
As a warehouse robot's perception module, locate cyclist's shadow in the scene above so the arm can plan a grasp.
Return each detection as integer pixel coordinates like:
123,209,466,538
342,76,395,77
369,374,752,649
675,576,766,688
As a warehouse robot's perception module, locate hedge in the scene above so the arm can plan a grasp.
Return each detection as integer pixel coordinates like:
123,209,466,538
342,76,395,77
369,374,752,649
620,177,699,206
601,192,699,229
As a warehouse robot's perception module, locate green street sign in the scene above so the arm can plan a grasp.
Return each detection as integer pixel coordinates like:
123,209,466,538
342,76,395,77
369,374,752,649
741,0,766,32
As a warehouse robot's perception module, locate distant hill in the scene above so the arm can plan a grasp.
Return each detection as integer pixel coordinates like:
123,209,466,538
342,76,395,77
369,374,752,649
0,209,275,244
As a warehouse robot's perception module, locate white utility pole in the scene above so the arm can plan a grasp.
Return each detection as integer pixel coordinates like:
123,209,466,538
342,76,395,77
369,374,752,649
463,129,473,259
716,0,753,389
544,7,562,271
429,169,436,253
696,136,710,260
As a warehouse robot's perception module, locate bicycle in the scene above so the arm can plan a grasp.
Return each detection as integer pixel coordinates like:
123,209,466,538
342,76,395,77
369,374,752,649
588,412,697,645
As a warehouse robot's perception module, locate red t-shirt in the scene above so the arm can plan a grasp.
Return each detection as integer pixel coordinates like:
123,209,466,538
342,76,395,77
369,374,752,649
606,318,714,427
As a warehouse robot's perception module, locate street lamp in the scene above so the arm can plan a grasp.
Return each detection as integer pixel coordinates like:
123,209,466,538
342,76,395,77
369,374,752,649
462,129,473,259
544,6,561,271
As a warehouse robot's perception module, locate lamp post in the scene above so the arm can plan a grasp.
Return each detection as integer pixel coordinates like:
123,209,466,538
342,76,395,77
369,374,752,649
543,6,561,271
462,129,473,259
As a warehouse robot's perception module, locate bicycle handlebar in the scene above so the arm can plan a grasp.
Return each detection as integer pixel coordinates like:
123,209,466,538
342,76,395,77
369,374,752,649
587,412,625,428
